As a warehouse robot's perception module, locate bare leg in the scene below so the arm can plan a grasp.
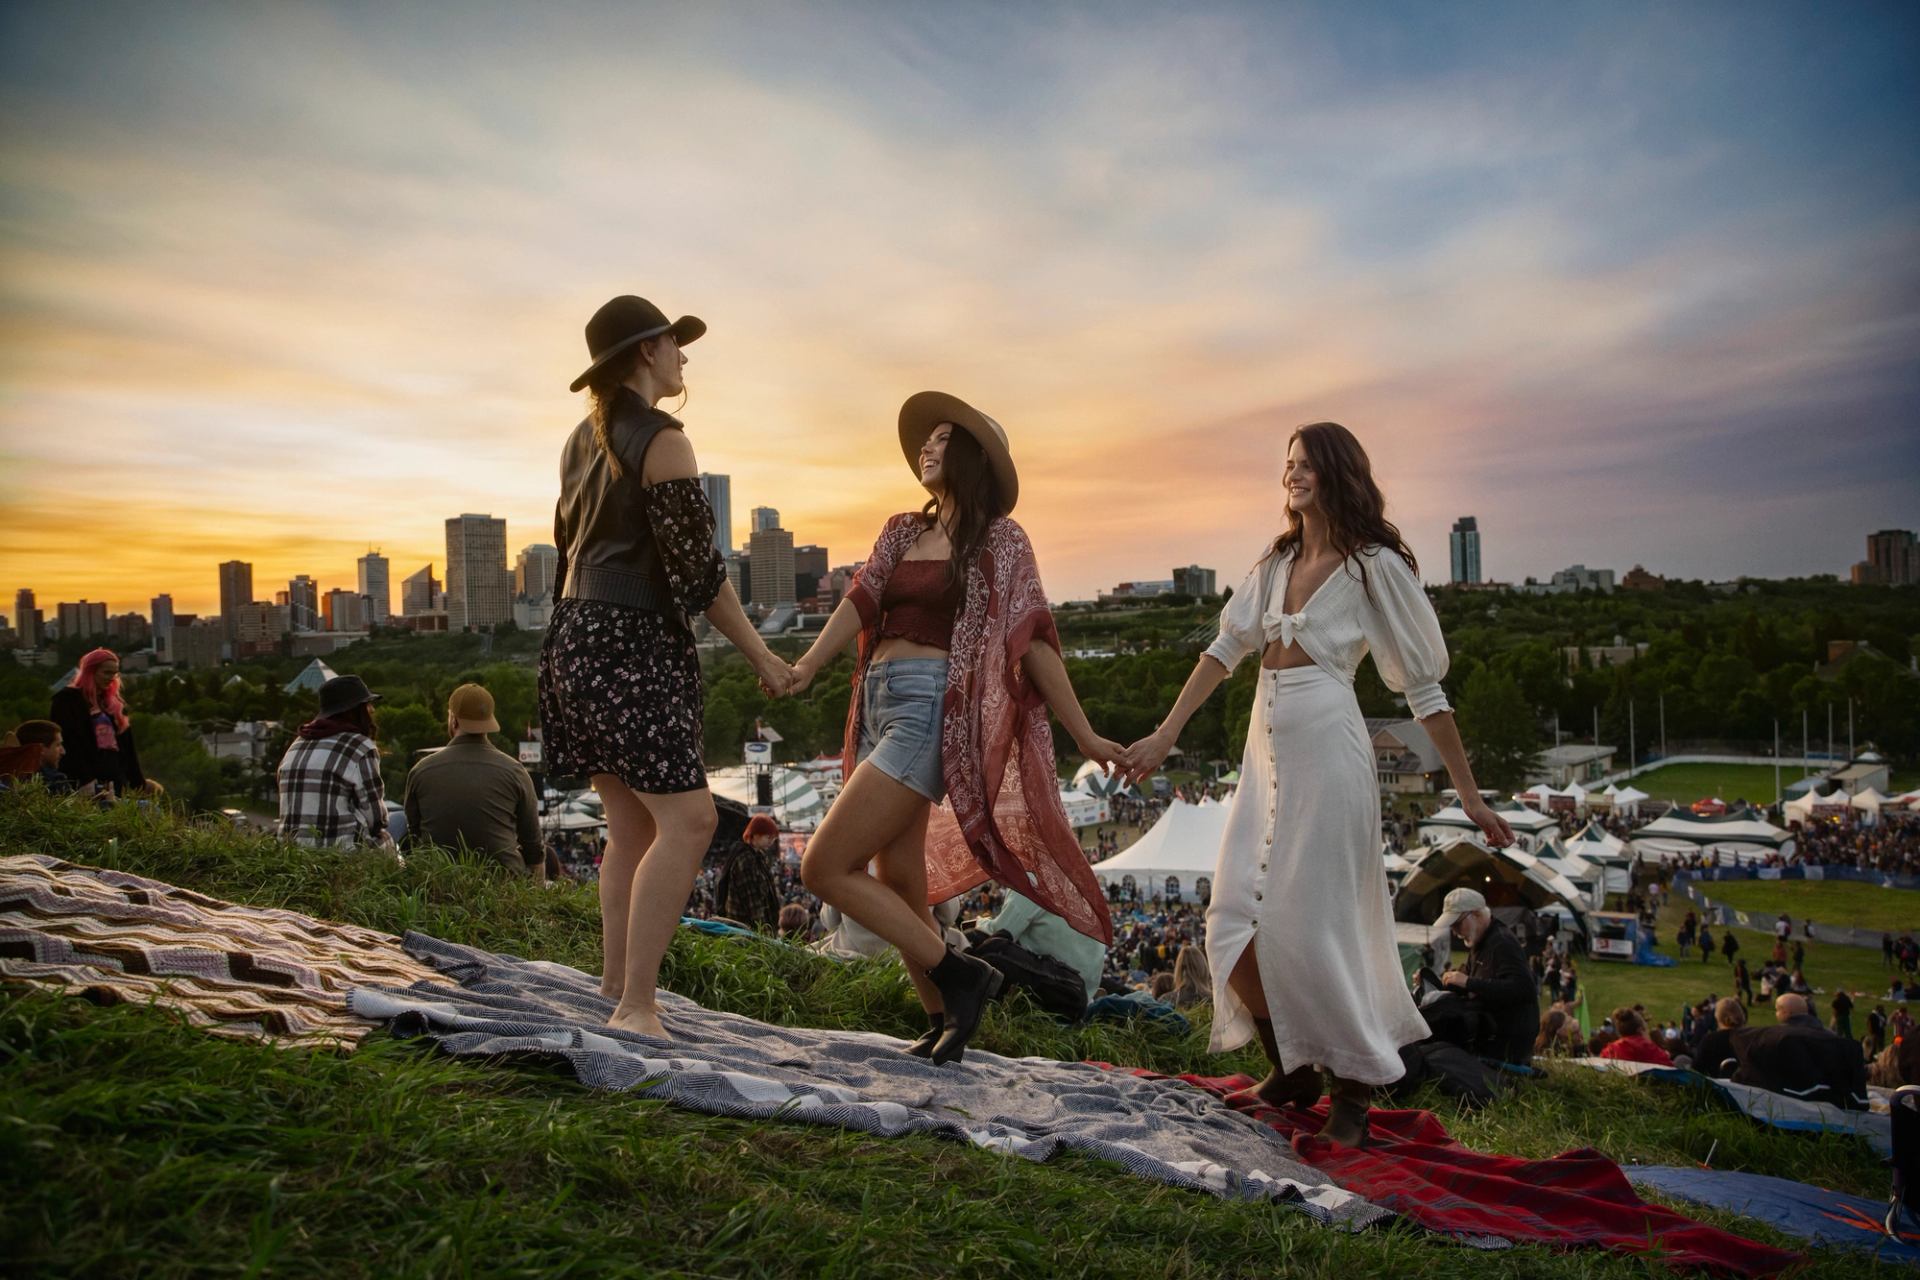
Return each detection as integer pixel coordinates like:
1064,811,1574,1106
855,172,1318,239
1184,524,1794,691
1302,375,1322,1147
592,774,656,1001
1227,941,1269,1015
872,799,944,1013
607,786,717,1038
800,763,946,972
1229,939,1320,1106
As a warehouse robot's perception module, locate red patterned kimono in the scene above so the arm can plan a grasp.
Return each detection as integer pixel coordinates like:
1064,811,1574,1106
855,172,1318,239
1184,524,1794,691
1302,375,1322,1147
843,513,1113,945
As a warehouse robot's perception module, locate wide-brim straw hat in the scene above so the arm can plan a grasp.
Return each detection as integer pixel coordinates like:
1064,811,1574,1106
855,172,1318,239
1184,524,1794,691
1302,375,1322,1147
897,391,1019,514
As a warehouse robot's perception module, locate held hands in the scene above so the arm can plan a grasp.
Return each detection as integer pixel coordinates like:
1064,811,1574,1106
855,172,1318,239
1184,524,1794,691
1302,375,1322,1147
753,651,797,699
1117,728,1175,786
1462,797,1515,848
1077,733,1126,775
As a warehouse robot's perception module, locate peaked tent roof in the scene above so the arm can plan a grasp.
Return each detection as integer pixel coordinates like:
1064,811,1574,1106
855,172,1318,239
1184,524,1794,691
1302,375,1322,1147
1561,820,1632,862
1421,803,1559,834
283,658,338,695
1090,798,1228,885
1393,835,1591,931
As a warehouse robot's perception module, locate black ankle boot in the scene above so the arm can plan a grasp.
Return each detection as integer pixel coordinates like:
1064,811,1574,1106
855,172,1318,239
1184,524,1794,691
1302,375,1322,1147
926,947,1003,1065
1242,1018,1320,1108
905,1011,944,1058
1320,1073,1373,1148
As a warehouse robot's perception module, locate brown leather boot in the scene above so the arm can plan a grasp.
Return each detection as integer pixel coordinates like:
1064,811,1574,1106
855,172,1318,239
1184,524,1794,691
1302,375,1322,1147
1320,1073,1373,1148
1238,1018,1321,1109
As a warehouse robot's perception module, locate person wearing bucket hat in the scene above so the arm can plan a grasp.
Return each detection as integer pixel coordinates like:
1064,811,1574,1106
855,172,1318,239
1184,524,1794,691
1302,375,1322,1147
1120,422,1513,1147
785,392,1121,1065
276,674,394,851
539,293,795,1040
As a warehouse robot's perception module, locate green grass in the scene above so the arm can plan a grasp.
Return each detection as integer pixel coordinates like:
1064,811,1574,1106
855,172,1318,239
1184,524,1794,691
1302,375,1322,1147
0,791,1897,1278
1626,764,1801,806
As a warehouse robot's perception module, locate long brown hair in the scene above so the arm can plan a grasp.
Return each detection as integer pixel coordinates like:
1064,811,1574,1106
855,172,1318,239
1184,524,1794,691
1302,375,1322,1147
921,427,1007,589
583,338,682,480
1265,421,1416,601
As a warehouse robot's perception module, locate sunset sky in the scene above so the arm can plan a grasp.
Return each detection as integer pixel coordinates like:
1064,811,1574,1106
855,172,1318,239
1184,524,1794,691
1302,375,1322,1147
3,1,1916,617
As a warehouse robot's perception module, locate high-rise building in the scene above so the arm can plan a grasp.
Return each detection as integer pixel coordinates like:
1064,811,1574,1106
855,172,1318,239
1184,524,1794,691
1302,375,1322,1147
287,576,321,631
57,600,109,640
401,564,441,616
699,473,734,555
445,514,513,632
751,506,780,534
794,544,829,601
107,613,149,645
150,594,174,663
1173,565,1217,597
357,551,392,625
1449,517,1482,585
323,589,369,632
1857,529,1919,588
14,588,42,648
725,552,750,604
218,560,253,642
232,602,291,658
749,526,796,606
514,543,560,602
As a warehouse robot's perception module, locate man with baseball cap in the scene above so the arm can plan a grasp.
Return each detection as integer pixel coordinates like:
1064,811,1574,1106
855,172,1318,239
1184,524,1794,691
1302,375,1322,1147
401,683,546,881
1435,887,1539,1065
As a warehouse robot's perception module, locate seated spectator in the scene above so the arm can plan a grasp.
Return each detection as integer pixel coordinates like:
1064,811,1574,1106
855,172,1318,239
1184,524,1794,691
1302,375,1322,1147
1150,972,1176,1001
277,675,394,851
777,902,813,940
978,888,1107,1016
1533,1008,1583,1058
713,815,782,932
1689,997,1747,1079
401,685,543,879
1170,944,1212,1009
1599,1006,1674,1065
1728,993,1869,1109
49,648,149,797
1437,888,1539,1065
1788,968,1812,995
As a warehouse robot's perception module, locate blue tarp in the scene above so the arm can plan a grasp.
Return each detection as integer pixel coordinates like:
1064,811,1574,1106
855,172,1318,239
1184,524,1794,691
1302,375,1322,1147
1624,1165,1919,1263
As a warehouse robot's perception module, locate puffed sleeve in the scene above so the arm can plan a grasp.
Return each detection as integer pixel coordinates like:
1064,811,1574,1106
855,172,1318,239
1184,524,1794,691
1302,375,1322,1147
640,478,727,615
1202,558,1271,673
1360,550,1451,719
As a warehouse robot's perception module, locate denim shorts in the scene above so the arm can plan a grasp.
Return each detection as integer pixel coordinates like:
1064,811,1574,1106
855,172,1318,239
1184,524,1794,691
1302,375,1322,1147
855,658,950,802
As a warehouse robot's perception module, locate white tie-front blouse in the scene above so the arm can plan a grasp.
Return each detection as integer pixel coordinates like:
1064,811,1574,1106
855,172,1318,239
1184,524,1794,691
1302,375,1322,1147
1204,544,1453,720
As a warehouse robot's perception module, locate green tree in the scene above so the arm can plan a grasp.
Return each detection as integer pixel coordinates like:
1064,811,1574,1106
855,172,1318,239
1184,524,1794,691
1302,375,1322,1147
1454,668,1539,790
132,713,225,811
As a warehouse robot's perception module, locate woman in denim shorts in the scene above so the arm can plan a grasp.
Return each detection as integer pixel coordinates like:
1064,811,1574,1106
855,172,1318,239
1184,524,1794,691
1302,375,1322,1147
788,393,1122,1065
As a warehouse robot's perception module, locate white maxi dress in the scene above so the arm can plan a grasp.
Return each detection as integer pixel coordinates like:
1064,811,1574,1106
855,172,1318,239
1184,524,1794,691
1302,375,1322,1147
1204,545,1449,1084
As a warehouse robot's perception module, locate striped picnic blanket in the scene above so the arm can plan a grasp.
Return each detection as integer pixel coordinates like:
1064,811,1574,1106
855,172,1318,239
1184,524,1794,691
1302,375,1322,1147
0,854,451,1048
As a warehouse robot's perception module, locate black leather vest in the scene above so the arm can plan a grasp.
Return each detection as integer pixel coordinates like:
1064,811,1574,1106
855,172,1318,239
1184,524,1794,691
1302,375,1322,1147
552,390,681,618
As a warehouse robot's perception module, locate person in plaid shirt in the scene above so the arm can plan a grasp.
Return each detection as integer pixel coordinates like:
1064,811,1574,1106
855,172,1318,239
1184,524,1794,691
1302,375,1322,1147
277,675,394,851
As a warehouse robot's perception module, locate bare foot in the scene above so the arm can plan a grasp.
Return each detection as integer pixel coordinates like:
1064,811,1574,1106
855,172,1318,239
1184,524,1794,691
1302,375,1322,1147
607,1001,667,1038
1236,1065,1321,1109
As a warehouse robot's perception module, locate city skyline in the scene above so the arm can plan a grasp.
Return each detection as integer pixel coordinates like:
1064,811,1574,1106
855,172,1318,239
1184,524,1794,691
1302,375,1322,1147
2,3,1916,614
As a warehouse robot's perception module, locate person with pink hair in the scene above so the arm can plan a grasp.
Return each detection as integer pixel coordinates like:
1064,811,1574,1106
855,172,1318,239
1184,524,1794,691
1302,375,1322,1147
48,648,150,796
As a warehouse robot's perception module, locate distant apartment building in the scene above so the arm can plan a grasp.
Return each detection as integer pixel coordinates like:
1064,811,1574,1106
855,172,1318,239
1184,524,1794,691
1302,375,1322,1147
794,544,829,602
699,473,734,555
172,617,225,670
401,564,440,616
287,575,321,631
232,602,292,658
218,559,253,642
1620,564,1666,591
323,588,368,632
1097,580,1177,604
726,552,750,604
1562,636,1649,674
749,526,796,607
1173,565,1217,597
1449,517,1482,585
357,551,391,624
445,514,513,631
751,506,780,534
1519,564,1616,595
150,594,174,663
1852,529,1918,587
57,600,108,640
13,589,42,649
107,612,149,645
514,543,560,602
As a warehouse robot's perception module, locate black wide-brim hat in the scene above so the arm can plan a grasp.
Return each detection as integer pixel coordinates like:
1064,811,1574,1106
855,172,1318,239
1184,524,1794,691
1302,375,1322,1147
569,295,706,392
317,674,382,719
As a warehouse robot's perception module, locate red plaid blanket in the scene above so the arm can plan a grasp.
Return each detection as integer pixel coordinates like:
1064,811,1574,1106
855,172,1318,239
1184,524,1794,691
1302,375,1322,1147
1114,1069,1802,1276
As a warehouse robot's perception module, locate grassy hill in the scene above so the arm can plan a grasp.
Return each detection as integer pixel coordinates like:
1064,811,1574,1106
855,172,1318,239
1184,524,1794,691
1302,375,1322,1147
0,792,1897,1278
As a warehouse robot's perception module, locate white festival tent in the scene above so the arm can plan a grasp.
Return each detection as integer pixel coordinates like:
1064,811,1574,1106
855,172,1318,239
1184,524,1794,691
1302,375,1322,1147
1559,820,1636,897
1516,783,1557,809
1781,790,1818,824
1418,803,1560,854
1090,797,1228,894
1393,834,1593,934
1850,787,1888,824
1628,810,1794,865
707,766,827,830
1071,758,1135,799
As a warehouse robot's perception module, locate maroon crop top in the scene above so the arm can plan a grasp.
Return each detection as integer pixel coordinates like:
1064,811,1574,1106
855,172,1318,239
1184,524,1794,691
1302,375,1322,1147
878,559,962,648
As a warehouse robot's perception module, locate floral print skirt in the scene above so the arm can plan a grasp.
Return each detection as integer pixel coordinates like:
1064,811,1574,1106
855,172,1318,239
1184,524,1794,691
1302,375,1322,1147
538,598,706,794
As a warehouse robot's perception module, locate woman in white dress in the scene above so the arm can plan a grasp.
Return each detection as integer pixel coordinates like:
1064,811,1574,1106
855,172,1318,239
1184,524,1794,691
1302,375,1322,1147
1124,422,1512,1147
